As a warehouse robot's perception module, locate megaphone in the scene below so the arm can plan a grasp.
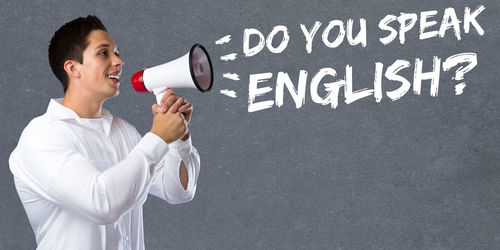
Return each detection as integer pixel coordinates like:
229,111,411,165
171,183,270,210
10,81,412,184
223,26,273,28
131,44,213,104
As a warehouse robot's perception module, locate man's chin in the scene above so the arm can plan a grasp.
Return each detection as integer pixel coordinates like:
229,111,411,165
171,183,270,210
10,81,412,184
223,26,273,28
111,89,120,98
102,89,119,101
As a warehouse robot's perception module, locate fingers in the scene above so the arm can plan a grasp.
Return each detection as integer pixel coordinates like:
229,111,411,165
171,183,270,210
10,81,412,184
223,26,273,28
157,94,180,113
152,103,169,114
152,104,160,115
155,90,191,114
178,102,192,113
160,89,174,104
169,96,185,113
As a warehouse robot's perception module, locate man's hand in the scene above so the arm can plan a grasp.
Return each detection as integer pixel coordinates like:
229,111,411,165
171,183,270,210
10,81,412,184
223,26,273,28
151,89,193,123
150,110,186,144
151,89,193,141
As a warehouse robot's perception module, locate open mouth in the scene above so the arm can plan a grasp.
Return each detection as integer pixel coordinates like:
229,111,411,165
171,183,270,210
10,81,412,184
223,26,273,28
106,71,121,87
107,74,120,80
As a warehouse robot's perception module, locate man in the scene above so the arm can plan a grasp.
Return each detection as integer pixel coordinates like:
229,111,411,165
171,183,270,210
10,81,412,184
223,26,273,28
9,15,200,249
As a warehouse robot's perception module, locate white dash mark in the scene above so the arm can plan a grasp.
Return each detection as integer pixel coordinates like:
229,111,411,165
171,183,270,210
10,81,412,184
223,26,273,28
223,73,240,81
220,53,237,61
455,82,466,95
220,89,237,98
215,35,231,45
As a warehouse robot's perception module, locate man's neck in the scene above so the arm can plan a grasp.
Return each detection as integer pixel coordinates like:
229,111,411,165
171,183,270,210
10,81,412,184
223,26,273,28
62,89,105,118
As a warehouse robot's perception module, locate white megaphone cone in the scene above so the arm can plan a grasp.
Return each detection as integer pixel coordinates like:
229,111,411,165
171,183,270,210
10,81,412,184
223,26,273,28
131,44,213,104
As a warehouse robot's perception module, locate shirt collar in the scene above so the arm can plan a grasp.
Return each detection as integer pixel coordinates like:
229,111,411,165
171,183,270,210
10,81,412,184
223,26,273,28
47,98,114,136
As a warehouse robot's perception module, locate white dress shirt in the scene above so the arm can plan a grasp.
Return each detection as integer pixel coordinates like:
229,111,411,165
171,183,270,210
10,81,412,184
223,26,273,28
9,98,200,250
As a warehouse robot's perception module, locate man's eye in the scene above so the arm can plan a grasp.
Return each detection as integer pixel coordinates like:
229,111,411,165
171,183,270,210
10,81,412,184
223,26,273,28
114,52,120,57
99,50,108,56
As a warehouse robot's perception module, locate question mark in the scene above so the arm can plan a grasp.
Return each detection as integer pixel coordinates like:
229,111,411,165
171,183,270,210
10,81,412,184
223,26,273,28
442,53,478,95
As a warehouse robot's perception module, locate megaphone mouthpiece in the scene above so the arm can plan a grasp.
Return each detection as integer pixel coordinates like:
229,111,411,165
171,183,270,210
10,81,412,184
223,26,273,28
131,69,148,92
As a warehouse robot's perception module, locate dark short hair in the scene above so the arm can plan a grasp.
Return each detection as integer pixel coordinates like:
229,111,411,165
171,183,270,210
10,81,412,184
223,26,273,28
48,15,107,92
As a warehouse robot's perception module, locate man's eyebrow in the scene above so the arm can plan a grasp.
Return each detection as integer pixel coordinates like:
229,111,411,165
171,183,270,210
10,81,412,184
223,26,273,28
94,44,120,54
95,44,119,51
95,44,111,50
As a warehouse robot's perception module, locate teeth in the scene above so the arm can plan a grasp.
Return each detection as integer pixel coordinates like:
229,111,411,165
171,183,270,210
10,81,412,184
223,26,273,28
107,75,120,80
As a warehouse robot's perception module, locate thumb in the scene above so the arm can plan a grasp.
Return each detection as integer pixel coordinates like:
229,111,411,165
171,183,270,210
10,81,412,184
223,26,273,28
151,104,162,115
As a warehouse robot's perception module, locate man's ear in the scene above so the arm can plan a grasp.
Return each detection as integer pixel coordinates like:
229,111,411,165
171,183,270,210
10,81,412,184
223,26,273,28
63,60,81,79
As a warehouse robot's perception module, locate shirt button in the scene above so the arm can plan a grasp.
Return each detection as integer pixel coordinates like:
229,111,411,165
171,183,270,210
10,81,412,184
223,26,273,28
125,236,129,241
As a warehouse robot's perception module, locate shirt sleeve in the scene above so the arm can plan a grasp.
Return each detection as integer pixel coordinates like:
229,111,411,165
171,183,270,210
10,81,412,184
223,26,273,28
9,124,168,225
148,134,201,204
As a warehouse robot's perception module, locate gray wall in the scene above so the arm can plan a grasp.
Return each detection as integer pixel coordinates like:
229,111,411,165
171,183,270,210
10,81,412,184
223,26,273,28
1,0,499,249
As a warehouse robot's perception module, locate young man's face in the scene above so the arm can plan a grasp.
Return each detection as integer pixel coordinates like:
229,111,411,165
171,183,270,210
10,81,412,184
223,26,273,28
78,29,123,100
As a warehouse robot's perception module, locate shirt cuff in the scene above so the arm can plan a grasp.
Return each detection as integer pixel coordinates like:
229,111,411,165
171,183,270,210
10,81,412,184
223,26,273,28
135,132,169,164
167,133,192,157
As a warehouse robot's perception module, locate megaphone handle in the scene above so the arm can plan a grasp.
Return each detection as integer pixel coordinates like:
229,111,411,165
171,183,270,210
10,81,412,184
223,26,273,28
153,87,168,104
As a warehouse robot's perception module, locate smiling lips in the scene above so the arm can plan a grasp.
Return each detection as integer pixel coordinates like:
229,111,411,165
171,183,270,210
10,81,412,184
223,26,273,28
107,71,121,86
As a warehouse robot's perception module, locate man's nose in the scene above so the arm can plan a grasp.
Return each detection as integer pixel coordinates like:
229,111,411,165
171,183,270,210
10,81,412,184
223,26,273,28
112,54,124,67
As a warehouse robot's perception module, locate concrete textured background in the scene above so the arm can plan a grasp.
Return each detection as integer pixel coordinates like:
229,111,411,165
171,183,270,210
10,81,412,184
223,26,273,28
1,0,499,249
